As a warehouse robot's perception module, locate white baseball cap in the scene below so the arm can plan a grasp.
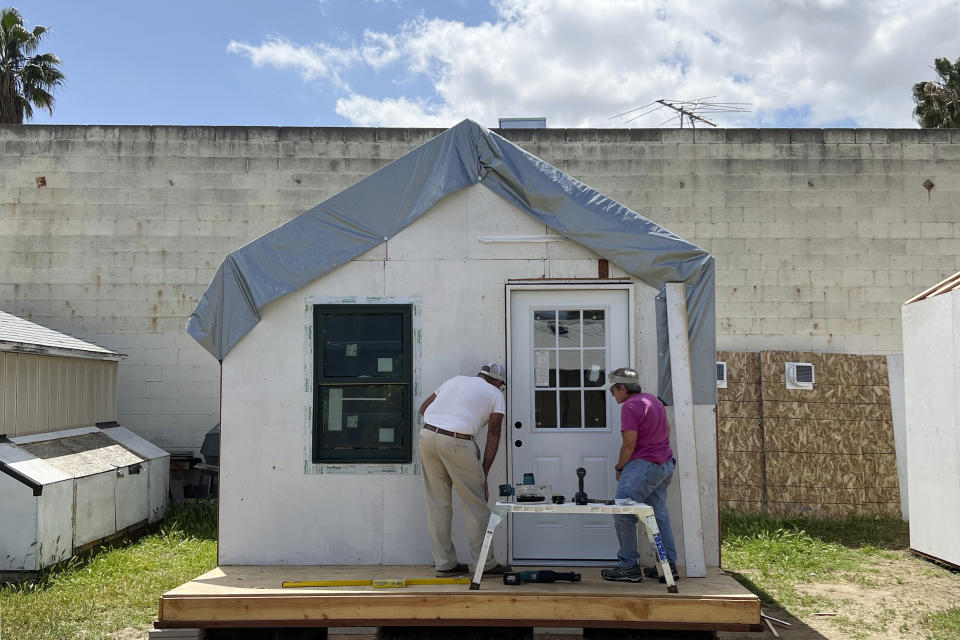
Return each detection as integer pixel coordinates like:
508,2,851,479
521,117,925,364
478,362,506,382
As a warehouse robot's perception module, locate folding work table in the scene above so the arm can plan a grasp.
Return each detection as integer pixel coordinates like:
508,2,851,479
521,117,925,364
470,500,678,593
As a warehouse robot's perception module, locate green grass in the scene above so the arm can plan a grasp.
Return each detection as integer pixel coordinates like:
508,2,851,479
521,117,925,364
722,508,910,550
720,508,909,609
923,606,960,640
0,501,217,640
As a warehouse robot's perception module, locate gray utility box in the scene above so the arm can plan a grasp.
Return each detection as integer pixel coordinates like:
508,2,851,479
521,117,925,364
0,424,169,573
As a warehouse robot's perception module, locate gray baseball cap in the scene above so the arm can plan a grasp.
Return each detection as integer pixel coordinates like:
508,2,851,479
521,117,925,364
603,367,639,390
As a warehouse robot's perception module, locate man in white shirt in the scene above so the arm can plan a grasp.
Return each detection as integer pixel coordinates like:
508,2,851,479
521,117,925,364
418,363,510,575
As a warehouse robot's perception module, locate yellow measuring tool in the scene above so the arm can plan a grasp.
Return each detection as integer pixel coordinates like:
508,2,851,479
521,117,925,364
282,577,471,589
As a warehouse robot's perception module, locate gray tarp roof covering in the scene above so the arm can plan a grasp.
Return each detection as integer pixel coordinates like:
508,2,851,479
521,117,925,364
186,119,716,404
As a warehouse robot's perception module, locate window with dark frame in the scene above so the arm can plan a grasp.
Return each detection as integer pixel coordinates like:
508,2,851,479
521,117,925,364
312,304,413,463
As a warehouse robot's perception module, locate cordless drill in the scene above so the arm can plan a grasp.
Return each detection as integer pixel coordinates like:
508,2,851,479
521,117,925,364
574,467,588,505
502,570,582,585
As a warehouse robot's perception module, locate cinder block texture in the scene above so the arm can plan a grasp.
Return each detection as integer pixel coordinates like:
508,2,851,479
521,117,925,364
1,125,955,450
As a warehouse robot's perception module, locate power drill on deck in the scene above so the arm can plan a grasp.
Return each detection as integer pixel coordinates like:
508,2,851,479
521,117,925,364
502,570,582,585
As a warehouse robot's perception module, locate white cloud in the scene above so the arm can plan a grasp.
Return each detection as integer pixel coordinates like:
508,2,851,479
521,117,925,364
226,38,359,90
232,0,960,127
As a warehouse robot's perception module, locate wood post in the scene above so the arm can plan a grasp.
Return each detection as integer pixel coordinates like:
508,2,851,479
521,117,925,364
665,282,706,578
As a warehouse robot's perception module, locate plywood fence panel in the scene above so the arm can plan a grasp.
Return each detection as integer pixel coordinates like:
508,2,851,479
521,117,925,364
717,351,763,512
717,350,901,518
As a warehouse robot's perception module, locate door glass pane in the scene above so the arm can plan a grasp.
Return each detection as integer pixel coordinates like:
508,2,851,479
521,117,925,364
583,309,605,347
584,391,606,428
533,310,556,348
557,350,581,387
535,390,557,428
556,310,581,348
558,390,582,428
322,313,404,378
583,350,606,387
320,385,406,449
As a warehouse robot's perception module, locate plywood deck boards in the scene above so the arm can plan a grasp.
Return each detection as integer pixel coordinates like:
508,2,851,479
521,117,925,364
158,565,760,630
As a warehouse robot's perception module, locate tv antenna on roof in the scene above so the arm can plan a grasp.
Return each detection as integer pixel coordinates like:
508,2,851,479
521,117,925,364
610,97,751,128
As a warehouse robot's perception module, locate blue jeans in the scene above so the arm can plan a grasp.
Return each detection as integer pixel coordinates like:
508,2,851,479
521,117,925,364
613,458,677,568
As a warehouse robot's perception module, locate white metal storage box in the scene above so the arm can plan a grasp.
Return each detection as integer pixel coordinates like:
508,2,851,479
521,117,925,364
0,424,169,573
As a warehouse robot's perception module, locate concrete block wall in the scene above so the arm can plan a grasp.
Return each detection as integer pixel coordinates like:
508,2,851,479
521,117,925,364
2,124,957,451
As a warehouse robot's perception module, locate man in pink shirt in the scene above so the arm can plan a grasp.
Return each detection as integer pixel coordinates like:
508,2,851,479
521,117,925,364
600,367,679,583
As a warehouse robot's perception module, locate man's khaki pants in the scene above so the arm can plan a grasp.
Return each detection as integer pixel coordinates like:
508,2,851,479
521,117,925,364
419,428,497,572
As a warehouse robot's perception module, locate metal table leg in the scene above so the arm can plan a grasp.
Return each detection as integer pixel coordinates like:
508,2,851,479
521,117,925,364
470,510,503,590
642,512,678,593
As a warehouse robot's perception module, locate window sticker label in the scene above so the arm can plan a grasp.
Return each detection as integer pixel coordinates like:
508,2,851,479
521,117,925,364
345,344,358,357
379,428,395,443
346,414,359,429
535,350,550,387
328,388,343,431
378,357,393,373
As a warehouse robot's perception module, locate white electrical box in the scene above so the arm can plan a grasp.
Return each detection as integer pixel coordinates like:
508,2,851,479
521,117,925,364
785,362,815,390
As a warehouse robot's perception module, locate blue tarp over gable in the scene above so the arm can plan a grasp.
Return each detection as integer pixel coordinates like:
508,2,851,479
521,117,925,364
186,119,716,404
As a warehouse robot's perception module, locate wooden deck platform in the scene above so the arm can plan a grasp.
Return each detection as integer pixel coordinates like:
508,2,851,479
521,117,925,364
157,565,762,632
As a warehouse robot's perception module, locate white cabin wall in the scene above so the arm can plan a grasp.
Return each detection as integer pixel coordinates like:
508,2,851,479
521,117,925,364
219,260,387,565
220,183,717,566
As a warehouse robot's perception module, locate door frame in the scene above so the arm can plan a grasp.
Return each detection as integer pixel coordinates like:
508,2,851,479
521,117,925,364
504,280,636,561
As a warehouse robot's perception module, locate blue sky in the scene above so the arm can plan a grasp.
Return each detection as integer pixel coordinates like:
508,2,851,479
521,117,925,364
16,0,960,129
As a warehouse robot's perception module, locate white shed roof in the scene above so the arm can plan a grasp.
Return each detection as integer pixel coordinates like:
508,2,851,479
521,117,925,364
0,310,121,360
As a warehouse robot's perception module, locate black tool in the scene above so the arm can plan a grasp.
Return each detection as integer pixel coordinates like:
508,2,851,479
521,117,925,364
516,494,546,502
551,494,565,504
502,570,582,585
574,467,588,505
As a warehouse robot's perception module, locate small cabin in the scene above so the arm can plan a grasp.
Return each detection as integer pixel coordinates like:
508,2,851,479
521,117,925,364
187,120,719,574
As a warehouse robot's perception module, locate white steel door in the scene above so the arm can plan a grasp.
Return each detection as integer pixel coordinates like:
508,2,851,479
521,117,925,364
508,287,631,563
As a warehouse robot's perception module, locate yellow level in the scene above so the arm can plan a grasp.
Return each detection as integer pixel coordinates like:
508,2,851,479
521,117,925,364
282,577,472,588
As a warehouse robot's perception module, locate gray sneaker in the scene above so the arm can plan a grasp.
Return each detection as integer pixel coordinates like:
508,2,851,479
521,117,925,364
600,565,644,582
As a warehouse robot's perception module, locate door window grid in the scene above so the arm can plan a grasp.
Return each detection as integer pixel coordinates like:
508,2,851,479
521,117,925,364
533,308,607,430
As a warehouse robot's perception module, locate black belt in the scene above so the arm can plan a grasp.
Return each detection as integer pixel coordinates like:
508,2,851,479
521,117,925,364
423,424,473,440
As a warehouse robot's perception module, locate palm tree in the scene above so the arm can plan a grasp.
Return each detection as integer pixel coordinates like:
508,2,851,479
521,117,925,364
0,7,65,124
913,57,960,128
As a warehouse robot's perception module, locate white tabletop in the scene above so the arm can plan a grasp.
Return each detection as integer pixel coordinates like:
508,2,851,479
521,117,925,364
493,500,653,515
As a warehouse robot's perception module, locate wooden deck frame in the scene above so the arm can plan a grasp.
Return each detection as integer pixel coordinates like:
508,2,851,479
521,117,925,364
157,565,761,632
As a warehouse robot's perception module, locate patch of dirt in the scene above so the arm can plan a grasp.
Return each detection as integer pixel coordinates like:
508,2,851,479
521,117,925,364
109,626,149,640
718,551,960,640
